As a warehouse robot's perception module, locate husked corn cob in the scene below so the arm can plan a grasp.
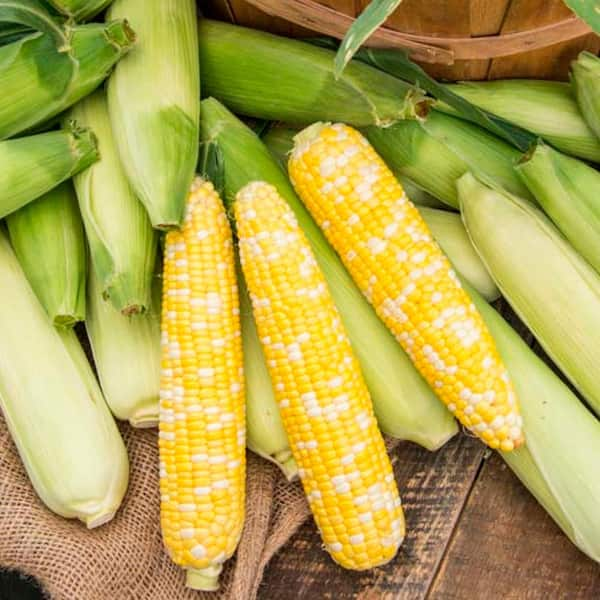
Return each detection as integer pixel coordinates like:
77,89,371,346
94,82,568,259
289,123,523,452
160,178,245,591
236,181,404,571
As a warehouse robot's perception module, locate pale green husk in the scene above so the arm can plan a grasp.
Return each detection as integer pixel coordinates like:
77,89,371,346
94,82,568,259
365,110,531,208
0,19,135,140
86,262,160,427
469,285,600,564
202,98,457,450
571,51,600,142
516,141,600,277
0,231,128,527
459,172,600,418
0,125,98,219
6,181,86,327
69,89,157,314
47,0,113,20
442,80,600,162
198,19,427,128
107,0,200,230
239,271,297,479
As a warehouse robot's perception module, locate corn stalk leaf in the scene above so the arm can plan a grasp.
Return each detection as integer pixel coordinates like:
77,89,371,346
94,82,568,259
562,0,600,34
0,0,66,46
334,0,403,78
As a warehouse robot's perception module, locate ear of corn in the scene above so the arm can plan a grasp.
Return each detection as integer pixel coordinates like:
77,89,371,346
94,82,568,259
0,20,135,141
160,178,245,591
69,89,157,315
86,263,160,428
516,141,600,277
571,51,600,142
468,282,600,563
236,180,404,570
47,0,113,20
0,230,128,527
239,270,296,480
458,172,600,418
289,123,523,451
6,181,86,327
0,125,98,219
365,110,532,209
441,80,600,163
107,0,200,230
198,19,427,128
201,97,457,452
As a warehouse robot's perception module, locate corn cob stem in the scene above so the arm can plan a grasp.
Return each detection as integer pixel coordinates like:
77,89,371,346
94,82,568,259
236,181,404,570
160,178,245,590
289,122,523,451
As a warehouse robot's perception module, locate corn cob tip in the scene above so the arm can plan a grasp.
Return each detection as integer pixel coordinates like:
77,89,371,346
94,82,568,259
186,566,222,591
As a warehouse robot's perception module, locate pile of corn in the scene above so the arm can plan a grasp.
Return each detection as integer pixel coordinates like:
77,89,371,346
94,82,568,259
1,2,600,593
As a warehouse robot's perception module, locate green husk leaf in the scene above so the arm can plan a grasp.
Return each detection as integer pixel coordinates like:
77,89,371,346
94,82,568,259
441,80,600,162
201,97,457,450
198,19,428,128
562,0,600,34
198,139,225,198
0,124,98,219
459,172,600,418
69,89,157,315
0,23,32,46
47,0,113,20
0,230,128,527
107,0,200,230
0,0,65,44
6,181,86,326
570,51,600,141
334,0,403,77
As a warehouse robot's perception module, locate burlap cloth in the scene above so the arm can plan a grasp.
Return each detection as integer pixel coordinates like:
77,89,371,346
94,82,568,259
0,408,403,600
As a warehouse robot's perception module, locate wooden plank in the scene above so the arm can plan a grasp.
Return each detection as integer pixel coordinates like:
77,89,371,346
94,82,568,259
259,436,485,600
429,453,600,599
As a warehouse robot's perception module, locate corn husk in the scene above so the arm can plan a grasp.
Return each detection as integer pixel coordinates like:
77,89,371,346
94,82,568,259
47,0,113,20
86,262,160,427
0,19,134,140
69,90,157,314
0,124,98,219
516,141,600,276
0,23,30,46
459,172,600,418
239,269,296,479
419,207,499,302
262,123,445,209
201,97,457,450
365,110,531,209
107,0,200,230
0,230,128,527
198,19,427,128
6,182,85,326
442,80,600,163
571,51,600,142
468,283,600,563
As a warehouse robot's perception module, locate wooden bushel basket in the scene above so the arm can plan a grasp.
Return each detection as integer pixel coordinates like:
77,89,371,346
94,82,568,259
205,0,600,80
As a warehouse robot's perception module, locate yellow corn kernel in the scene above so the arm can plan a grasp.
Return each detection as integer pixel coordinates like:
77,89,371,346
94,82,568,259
159,177,245,591
288,123,524,452
235,181,404,571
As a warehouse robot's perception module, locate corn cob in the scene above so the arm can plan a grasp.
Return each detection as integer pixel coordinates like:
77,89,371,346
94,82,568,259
47,0,113,20
365,110,532,209
571,51,600,142
0,230,128,527
516,141,600,277
160,178,245,591
198,19,426,127
441,80,600,163
69,90,157,314
201,97,457,451
86,263,160,427
0,125,97,219
6,181,85,326
458,172,600,419
236,181,404,570
0,19,134,141
289,123,523,451
107,0,200,230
